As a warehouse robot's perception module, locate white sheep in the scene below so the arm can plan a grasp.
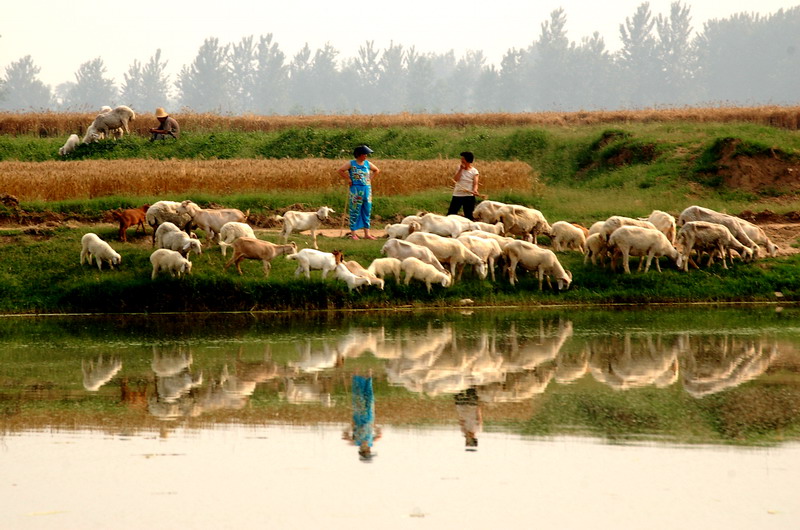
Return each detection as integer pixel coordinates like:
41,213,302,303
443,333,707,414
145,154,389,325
587,221,605,236
584,232,609,266
417,213,467,238
80,233,122,270
58,134,80,156
643,210,677,244
473,200,508,224
456,234,503,281
504,240,572,290
367,257,403,284
677,205,760,256
497,204,552,242
549,221,587,253
380,239,449,275
400,213,426,225
178,200,248,244
598,215,658,242
607,225,683,273
274,206,334,250
146,201,193,244
333,263,371,292
156,223,203,258
406,231,487,280
676,221,754,271
456,230,517,251
343,260,385,289
224,237,297,276
150,249,192,279
736,218,779,257
401,257,452,293
385,221,420,239
286,248,341,279
465,220,505,235
85,105,135,142
217,221,256,256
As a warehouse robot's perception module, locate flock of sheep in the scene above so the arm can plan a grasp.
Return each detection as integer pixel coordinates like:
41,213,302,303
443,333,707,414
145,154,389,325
80,197,780,295
58,105,136,156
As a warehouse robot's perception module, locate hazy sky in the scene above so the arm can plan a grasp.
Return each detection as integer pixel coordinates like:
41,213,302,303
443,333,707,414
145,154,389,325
2,0,796,88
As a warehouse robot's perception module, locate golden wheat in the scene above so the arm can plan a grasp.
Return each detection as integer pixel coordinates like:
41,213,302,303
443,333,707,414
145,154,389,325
0,159,536,201
3,106,799,137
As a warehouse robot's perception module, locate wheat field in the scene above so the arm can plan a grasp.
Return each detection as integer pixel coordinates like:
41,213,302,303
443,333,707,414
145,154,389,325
0,158,537,201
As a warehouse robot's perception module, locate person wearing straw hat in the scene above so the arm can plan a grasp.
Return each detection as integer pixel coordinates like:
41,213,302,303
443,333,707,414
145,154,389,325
337,145,380,240
149,107,180,140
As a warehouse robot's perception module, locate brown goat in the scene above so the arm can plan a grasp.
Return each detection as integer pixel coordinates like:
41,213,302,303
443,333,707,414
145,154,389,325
112,204,150,242
224,237,298,276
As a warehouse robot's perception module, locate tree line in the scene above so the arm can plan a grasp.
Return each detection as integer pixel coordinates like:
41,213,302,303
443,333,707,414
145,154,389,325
1,3,799,115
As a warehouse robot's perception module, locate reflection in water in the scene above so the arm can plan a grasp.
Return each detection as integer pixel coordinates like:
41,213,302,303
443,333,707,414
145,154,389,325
588,334,680,391
455,387,482,450
81,355,122,391
343,374,382,461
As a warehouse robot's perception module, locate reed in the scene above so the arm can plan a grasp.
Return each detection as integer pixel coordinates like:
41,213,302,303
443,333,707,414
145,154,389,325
0,158,537,201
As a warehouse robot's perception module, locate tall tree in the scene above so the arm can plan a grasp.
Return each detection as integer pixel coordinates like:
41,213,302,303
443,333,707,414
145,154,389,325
655,2,696,105
60,58,117,111
617,2,659,107
530,8,571,110
176,37,231,112
405,47,436,112
229,36,257,113
120,49,171,112
377,41,406,113
252,34,288,114
0,55,51,111
287,43,312,114
350,40,382,113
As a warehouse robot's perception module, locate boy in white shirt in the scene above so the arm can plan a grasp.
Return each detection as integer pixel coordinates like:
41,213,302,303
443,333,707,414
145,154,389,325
447,151,480,220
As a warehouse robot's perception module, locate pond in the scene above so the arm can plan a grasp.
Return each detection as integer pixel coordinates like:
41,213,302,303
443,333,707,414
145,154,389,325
1,306,799,529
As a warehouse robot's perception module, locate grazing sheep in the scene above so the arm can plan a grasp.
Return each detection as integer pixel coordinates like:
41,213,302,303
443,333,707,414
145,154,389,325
549,221,587,253
401,257,452,293
608,225,683,274
736,218,779,257
456,234,503,281
217,221,256,256
643,210,677,244
111,204,149,242
286,248,341,279
587,221,605,236
275,206,334,250
380,238,449,274
343,259,385,289
333,263,371,292
416,213,468,238
87,105,135,140
677,205,760,256
146,201,194,244
676,221,754,271
80,233,122,271
504,240,572,290
497,204,552,243
465,220,505,235
457,230,516,251
367,257,403,284
584,232,609,266
385,221,420,239
400,213,425,225
177,200,249,244
224,238,297,276
150,249,192,279
155,222,202,258
58,134,80,156
473,200,508,224
406,231,487,281
597,215,658,242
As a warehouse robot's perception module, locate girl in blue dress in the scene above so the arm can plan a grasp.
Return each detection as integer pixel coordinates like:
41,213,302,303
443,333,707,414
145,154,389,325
337,145,381,240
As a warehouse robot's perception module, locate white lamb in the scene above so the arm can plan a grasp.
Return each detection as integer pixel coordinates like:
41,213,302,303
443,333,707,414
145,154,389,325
156,222,202,258
150,249,192,279
676,221,754,271
456,234,503,281
607,225,683,274
380,239,449,274
178,200,248,244
549,221,587,252
497,204,552,242
286,248,341,279
333,263,371,292
677,205,760,256
146,200,193,244
274,206,334,250
504,240,572,290
343,260,385,289
80,233,122,270
401,257,452,293
367,257,403,284
58,134,80,156
217,221,256,256
406,231,488,280
385,221,420,239
584,233,609,266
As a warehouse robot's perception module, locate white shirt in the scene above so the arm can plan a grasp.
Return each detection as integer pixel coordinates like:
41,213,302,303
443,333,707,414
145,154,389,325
453,167,479,197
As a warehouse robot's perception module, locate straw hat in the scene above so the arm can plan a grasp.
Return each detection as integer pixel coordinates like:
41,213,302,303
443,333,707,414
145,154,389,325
155,107,168,118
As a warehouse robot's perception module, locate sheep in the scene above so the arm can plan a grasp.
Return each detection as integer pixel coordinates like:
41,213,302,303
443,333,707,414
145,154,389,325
111,204,149,242
465,220,505,235
607,225,683,274
676,221,754,271
473,200,508,224
58,134,80,156
272,206,334,250
177,200,249,244
497,204,552,243
155,222,202,258
415,213,467,238
400,212,426,225
343,259,385,289
150,249,192,279
224,237,297,276
736,218,779,257
146,200,194,244
549,221,587,252
587,221,605,236
80,233,122,271
217,221,256,256
367,257,403,284
677,205,760,256
504,240,572,290
597,215,658,242
333,263,371,292
286,248,341,279
406,231,488,281
401,257,452,293
584,232,609,266
86,105,135,140
456,234,503,281
385,220,420,239
456,230,516,251
643,210,677,244
380,239,449,275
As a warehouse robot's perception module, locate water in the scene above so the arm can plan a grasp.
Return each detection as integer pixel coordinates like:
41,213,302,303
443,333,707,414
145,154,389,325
1,307,799,529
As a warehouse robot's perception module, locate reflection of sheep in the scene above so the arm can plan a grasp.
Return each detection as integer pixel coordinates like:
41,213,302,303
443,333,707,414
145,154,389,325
80,233,122,270
82,355,123,391
152,348,193,377
58,134,80,156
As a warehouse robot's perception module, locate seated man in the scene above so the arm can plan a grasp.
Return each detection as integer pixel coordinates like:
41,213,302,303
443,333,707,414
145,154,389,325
150,107,180,140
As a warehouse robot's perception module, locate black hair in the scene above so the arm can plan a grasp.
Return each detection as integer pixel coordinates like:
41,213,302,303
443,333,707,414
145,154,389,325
460,151,475,163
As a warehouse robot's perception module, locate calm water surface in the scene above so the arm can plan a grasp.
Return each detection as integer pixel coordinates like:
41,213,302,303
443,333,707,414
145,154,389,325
1,307,799,529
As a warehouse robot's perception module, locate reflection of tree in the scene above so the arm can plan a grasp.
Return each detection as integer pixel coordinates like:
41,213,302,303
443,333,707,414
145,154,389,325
680,336,778,398
588,334,679,390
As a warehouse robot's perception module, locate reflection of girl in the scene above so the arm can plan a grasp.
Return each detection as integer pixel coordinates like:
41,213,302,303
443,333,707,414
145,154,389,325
455,387,482,450
343,374,382,461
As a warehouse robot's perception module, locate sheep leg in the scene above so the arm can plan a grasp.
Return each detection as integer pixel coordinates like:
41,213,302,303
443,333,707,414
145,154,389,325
425,280,432,294
508,257,518,286
311,230,318,250
644,252,654,273
151,265,159,280
622,250,631,274
262,260,272,278
537,267,545,291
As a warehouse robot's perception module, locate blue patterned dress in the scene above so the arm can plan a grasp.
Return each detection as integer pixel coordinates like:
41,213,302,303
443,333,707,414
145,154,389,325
347,160,372,231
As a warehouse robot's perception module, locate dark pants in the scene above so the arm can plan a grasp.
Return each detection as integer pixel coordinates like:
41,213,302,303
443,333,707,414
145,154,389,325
447,195,476,221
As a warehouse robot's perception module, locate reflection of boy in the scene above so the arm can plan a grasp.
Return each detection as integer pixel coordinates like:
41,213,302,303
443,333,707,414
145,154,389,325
343,375,382,461
455,387,482,450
